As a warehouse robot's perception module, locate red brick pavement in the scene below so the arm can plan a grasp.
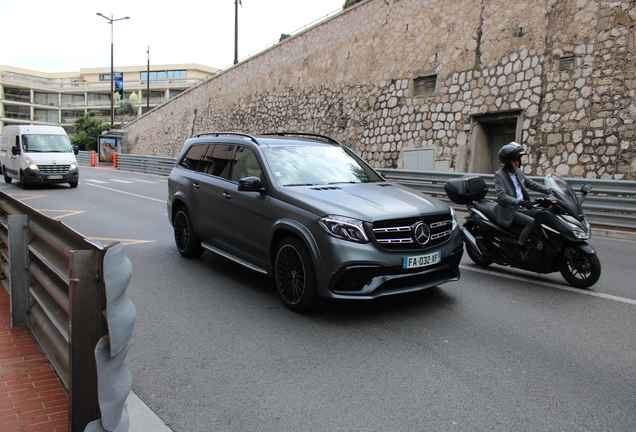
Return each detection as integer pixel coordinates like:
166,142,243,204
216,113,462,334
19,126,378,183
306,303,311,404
0,287,69,432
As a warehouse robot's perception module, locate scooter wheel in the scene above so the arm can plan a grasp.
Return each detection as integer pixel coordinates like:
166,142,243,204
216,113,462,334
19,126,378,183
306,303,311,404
466,244,493,267
558,246,601,288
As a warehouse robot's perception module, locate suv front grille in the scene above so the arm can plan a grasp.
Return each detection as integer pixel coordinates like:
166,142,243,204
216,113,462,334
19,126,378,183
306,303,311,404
39,165,70,174
372,213,453,250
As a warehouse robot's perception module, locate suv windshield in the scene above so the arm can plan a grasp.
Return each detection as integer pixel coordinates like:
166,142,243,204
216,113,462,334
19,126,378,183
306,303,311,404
22,134,73,153
263,145,383,186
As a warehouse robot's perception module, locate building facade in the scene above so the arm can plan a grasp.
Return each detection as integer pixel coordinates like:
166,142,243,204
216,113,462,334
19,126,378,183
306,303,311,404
0,64,218,133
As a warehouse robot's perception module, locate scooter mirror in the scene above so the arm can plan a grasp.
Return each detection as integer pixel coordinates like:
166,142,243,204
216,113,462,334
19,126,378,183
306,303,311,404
580,184,592,194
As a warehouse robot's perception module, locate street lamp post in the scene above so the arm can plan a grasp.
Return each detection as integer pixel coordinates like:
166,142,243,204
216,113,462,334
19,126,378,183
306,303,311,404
96,13,130,127
146,46,150,112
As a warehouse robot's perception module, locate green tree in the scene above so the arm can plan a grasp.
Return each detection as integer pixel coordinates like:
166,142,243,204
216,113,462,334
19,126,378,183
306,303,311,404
116,101,137,126
343,0,363,8
71,112,110,151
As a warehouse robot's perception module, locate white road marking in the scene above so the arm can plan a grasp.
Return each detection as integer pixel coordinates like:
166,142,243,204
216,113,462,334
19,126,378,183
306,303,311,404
84,179,109,184
134,179,163,184
85,183,165,203
109,179,135,183
460,264,636,306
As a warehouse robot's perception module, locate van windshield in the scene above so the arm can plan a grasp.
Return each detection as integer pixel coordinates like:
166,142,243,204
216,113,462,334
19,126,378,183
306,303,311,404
22,134,73,153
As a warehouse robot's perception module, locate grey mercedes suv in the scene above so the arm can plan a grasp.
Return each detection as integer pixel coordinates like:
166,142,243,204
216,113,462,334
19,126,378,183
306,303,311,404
167,132,463,312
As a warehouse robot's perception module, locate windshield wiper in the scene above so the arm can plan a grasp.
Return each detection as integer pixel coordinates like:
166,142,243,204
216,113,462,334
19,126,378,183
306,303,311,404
285,183,318,187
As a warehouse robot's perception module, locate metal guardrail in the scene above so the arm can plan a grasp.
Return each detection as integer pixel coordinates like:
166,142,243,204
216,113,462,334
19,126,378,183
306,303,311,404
79,152,636,231
115,153,177,176
377,169,636,231
0,192,135,431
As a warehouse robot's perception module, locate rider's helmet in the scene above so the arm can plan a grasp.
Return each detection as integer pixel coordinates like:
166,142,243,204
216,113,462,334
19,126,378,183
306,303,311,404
498,142,526,170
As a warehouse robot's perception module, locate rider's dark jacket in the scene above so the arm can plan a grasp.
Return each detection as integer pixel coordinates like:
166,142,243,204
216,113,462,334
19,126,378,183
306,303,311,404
494,168,550,227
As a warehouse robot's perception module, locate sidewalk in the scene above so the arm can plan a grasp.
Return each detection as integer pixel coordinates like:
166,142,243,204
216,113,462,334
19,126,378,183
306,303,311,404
0,287,171,432
0,287,68,432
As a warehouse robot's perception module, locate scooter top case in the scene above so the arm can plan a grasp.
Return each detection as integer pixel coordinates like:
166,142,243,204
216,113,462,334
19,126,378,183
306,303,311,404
444,176,488,204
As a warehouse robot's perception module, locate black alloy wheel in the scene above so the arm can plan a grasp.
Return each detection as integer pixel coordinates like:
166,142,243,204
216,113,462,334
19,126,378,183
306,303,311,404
173,207,204,258
274,237,322,312
558,246,601,288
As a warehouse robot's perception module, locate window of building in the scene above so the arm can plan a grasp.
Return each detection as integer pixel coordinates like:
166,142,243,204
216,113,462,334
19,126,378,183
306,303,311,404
168,70,187,83
34,109,59,123
560,56,575,71
169,89,183,99
34,92,59,106
4,105,30,119
87,93,111,106
61,111,85,123
62,94,85,107
4,88,30,103
140,71,165,84
413,75,437,96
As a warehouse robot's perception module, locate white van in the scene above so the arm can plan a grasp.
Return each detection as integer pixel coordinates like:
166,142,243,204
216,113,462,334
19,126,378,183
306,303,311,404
1,125,79,189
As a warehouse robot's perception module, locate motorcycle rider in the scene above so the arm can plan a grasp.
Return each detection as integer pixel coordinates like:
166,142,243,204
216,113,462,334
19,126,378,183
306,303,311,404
494,142,551,247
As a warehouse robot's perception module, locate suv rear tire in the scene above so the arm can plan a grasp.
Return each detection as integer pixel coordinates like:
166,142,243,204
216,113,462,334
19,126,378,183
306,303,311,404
275,237,323,312
173,207,204,258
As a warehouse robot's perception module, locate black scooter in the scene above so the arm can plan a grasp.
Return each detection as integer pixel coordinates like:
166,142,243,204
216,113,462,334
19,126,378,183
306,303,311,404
444,174,601,288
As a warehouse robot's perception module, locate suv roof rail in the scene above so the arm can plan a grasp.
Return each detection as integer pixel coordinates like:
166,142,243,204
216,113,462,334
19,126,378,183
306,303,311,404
192,132,260,145
260,132,341,146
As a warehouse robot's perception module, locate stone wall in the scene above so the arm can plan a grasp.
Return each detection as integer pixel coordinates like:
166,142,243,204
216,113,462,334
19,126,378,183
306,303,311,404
124,0,636,180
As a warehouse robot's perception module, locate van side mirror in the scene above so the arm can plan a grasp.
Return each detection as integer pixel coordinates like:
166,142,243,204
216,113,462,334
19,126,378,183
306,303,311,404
11,146,20,156
73,146,79,155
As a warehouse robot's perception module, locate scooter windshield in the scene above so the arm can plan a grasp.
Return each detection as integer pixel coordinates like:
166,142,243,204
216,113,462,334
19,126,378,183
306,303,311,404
545,175,578,204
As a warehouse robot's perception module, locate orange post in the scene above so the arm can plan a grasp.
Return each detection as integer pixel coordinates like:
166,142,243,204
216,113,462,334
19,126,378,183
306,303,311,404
113,152,118,168
90,150,96,167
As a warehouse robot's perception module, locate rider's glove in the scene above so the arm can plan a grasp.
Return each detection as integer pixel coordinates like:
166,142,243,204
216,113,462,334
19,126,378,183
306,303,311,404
520,200,533,209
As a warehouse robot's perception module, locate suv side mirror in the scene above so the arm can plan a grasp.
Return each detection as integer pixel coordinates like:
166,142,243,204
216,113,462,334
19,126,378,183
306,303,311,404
11,146,20,156
238,176,265,193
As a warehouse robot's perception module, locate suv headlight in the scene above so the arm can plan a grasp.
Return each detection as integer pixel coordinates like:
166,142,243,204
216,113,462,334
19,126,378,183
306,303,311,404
450,207,458,231
318,215,369,243
25,157,39,171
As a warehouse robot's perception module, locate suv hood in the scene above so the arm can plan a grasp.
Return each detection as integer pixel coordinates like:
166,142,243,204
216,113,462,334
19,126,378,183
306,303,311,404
279,182,449,221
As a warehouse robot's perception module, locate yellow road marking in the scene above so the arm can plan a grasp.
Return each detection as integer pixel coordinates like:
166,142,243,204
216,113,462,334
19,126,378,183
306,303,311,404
36,209,85,220
10,193,47,201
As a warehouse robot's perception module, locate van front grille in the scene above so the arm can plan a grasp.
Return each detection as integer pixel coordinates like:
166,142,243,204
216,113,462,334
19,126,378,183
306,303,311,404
39,165,70,174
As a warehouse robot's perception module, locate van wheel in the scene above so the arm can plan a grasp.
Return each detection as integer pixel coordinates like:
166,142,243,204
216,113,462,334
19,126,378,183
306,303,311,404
69,180,78,188
19,171,29,189
3,167,11,184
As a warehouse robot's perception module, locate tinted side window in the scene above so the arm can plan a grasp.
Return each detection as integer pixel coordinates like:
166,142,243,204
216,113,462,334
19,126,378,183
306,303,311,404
205,144,234,179
179,144,206,172
231,147,262,182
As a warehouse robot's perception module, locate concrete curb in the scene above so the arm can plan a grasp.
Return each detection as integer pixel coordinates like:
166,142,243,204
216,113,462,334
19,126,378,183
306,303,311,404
127,391,173,432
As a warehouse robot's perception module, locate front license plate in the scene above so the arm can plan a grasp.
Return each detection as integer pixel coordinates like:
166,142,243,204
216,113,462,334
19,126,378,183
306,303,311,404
48,175,62,180
403,251,441,269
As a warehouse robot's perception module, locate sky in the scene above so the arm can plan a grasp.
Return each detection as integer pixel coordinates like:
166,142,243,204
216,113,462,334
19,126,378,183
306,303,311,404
0,0,345,73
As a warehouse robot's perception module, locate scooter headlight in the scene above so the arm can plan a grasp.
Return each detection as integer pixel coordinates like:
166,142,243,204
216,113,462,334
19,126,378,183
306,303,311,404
557,214,590,240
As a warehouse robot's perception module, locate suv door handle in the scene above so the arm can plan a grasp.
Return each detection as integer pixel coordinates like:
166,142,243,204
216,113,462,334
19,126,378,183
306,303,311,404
193,182,200,189
223,191,231,200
